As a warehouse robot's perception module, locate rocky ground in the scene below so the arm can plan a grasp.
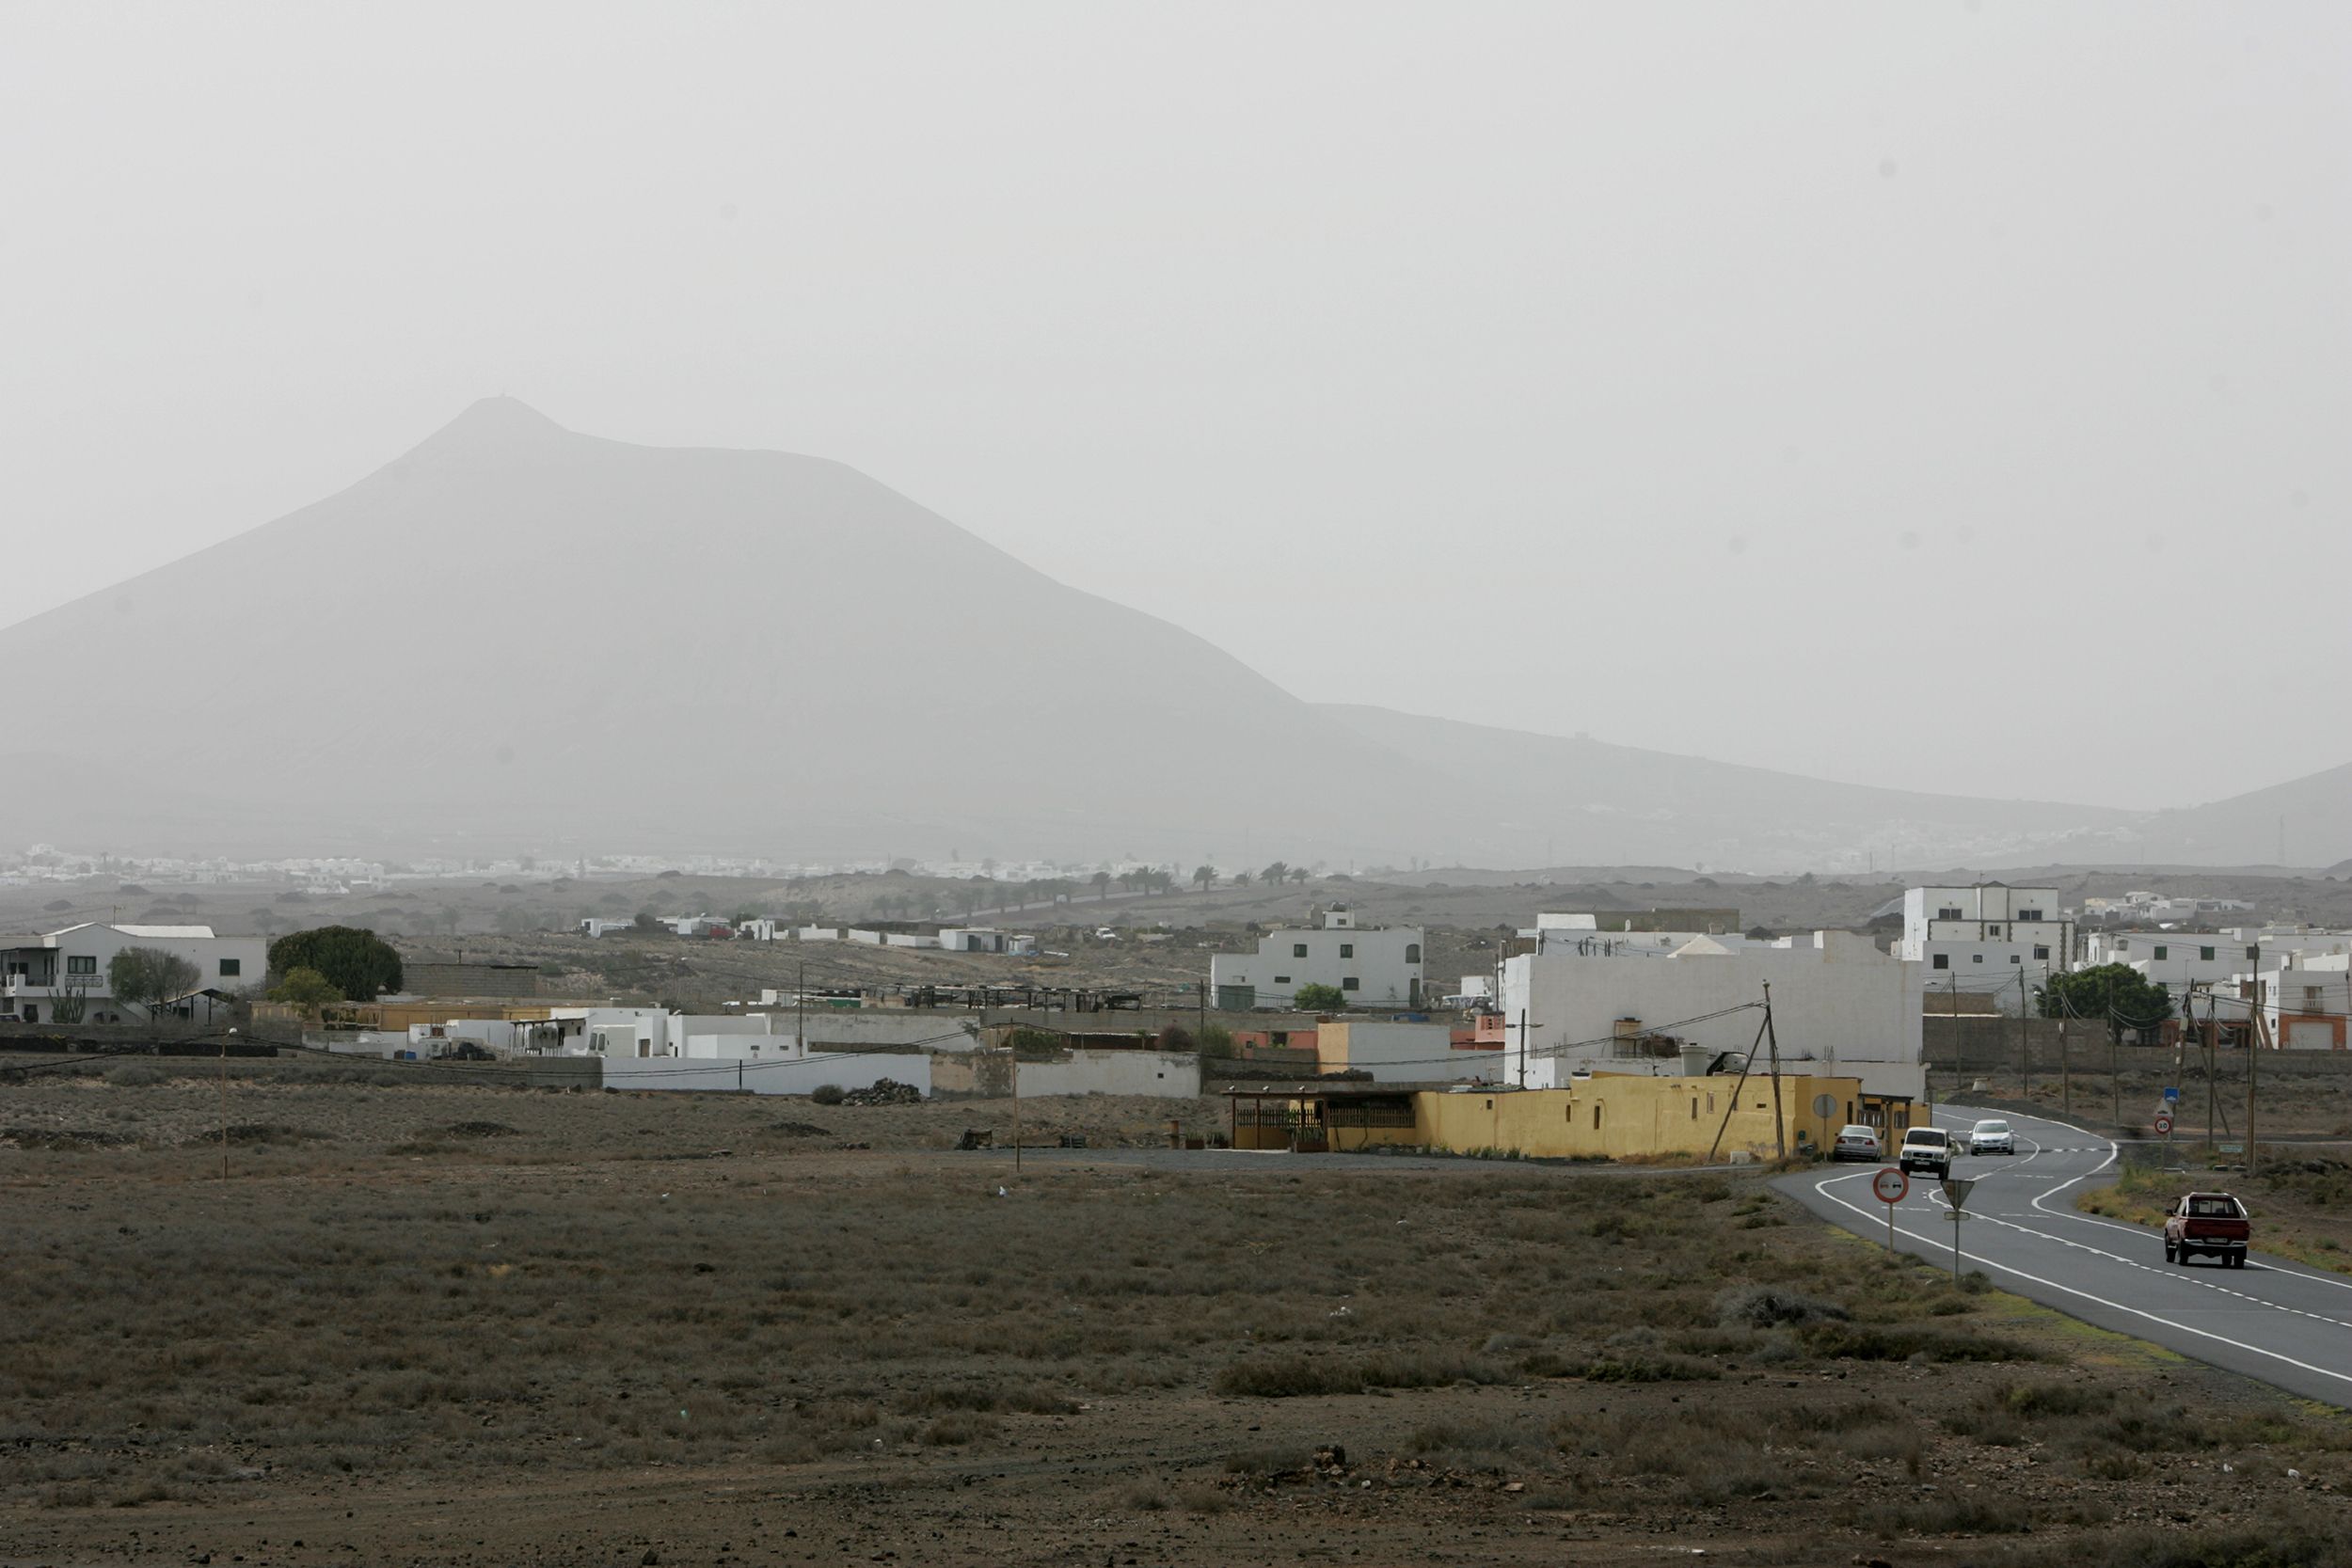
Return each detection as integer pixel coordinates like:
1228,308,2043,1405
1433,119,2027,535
3,1070,2349,1568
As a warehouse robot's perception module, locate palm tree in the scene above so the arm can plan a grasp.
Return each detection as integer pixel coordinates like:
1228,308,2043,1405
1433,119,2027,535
1090,870,1112,901
1261,861,1288,887
1192,864,1216,894
1288,865,1311,886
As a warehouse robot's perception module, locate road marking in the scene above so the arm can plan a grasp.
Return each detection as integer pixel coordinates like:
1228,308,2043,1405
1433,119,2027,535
1808,1164,2352,1394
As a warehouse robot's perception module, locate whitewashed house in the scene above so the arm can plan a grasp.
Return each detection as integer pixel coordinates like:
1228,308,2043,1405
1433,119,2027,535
1898,884,2074,1002
1210,906,1423,1010
1,923,266,1023
1497,930,1924,1105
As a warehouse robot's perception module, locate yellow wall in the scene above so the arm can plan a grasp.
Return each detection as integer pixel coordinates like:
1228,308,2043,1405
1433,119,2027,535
1410,1072,1865,1161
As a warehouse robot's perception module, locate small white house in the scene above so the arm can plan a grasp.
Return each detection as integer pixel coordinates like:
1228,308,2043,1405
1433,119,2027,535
1210,906,1424,1010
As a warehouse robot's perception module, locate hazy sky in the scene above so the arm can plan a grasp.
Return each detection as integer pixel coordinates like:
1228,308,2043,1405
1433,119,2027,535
6,1,2344,811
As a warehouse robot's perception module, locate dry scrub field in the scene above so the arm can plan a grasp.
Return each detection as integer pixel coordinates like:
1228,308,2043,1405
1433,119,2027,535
4,1069,2351,1567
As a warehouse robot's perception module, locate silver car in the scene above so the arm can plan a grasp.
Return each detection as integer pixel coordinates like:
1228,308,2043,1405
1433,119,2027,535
1968,1118,2016,1156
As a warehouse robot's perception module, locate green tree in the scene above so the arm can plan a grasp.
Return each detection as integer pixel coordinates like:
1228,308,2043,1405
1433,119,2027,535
1294,982,1347,1013
107,946,203,1022
1289,865,1311,886
1090,870,1112,900
2036,963,2174,1045
1192,864,1216,894
633,911,662,932
267,926,404,1002
1260,861,1289,888
268,966,343,1012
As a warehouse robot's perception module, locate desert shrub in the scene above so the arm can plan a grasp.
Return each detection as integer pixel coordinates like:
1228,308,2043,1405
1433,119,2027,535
1715,1284,1848,1328
809,1085,845,1106
1211,1350,1502,1399
103,1064,167,1087
1800,1322,2026,1363
916,1410,997,1446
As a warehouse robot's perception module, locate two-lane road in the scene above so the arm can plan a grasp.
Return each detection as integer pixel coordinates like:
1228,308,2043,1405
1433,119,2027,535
1777,1105,2352,1406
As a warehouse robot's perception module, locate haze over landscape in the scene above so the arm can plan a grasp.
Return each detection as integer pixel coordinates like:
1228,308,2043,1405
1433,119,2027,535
6,1,2348,873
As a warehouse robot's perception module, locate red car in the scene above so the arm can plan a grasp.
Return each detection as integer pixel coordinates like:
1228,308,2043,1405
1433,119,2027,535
2163,1192,2250,1268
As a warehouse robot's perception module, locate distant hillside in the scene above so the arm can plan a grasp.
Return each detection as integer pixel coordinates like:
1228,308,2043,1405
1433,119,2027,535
2125,763,2352,868
1313,705,2143,871
4,399,2342,870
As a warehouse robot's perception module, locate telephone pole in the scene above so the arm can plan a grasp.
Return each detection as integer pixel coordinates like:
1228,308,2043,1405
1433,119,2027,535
2248,978,2265,1177
1763,982,1787,1162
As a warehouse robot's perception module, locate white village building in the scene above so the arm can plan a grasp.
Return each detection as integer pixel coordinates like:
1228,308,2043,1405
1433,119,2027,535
1210,906,1424,1010
1497,930,1924,1108
0,923,266,1024
1898,884,2074,1003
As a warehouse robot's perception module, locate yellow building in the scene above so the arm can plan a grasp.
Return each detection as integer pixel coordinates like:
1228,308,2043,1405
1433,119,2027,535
1226,1071,1919,1161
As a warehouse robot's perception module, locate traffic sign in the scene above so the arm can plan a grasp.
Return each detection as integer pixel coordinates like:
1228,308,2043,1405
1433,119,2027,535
1939,1176,1978,1212
2164,1086,2181,1103
2153,1113,2174,1134
1871,1167,1909,1204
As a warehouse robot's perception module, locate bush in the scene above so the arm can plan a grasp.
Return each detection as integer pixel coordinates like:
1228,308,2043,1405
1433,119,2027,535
809,1085,846,1106
1293,984,1347,1013
103,1064,167,1087
1715,1285,1849,1329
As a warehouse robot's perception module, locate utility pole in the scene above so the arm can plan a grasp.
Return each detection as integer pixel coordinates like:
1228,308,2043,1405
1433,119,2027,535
2051,964,2071,1120
2248,977,2265,1177
1517,1007,1530,1088
1763,982,1787,1161
2017,970,2031,1104
219,1026,235,1180
797,961,806,1058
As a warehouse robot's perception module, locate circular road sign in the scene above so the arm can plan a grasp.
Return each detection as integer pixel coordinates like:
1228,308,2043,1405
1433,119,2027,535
1871,1166,1910,1205
2154,1114,2174,1134
1812,1092,1837,1118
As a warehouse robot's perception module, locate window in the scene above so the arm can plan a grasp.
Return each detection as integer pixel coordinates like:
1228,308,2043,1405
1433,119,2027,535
2247,946,2261,960
1938,907,1963,921
1339,942,1354,959
2033,945,2049,960
1987,926,2003,939
2018,909,2043,922
66,956,97,976
1931,954,1949,970
219,958,242,977
2305,987,2326,1010
1292,943,1308,958
1404,943,1421,963
1593,1102,1603,1130
2153,946,2169,961
1273,975,1290,986
1341,976,1359,990
2200,946,2215,961
2010,955,2022,963
1972,954,1984,964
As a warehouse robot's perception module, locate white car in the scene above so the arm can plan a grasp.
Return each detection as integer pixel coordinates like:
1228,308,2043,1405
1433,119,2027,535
1830,1124,1883,1164
1968,1118,2016,1156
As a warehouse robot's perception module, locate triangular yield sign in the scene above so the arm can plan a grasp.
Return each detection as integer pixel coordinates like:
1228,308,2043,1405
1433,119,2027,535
1940,1176,1978,1212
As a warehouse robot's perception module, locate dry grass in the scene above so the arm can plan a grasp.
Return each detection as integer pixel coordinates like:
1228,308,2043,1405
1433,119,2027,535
3,1074,2350,1562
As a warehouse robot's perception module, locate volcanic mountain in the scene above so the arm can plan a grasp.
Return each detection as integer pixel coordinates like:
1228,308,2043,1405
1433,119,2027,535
0,399,2317,868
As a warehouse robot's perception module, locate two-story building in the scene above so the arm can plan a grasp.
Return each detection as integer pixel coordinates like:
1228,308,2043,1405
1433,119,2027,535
0,923,266,1023
1211,906,1423,1010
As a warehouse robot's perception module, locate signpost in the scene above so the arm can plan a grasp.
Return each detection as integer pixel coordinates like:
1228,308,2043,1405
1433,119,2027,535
2155,1107,2176,1169
1939,1176,1978,1280
1870,1165,1909,1252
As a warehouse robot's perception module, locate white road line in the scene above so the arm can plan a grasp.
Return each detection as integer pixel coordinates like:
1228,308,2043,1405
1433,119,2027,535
1807,1166,2352,1393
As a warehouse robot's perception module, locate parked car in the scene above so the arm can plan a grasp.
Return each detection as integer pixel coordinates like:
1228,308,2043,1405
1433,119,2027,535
1968,1118,2016,1156
2164,1191,2250,1268
1831,1124,1883,1164
1898,1126,1953,1179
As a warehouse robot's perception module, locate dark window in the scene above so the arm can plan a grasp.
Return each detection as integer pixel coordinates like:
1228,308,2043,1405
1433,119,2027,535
2247,946,2261,960
1405,942,1421,963
1937,907,1963,920
1339,943,1353,959
1988,926,2003,938
2153,946,2169,960
219,958,242,977
1273,975,1290,985
2010,955,2023,963
2200,946,2215,961
1292,943,1308,958
2033,945,2049,960
1341,976,1359,990
67,956,97,976
1931,954,1949,970
1972,954,1984,964
2018,909,2043,921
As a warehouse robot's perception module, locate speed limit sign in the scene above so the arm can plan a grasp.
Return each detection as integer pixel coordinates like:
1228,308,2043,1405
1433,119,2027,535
2154,1113,2174,1135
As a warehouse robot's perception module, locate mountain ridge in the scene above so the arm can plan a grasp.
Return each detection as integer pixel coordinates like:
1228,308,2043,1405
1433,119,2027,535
3,399,2345,869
